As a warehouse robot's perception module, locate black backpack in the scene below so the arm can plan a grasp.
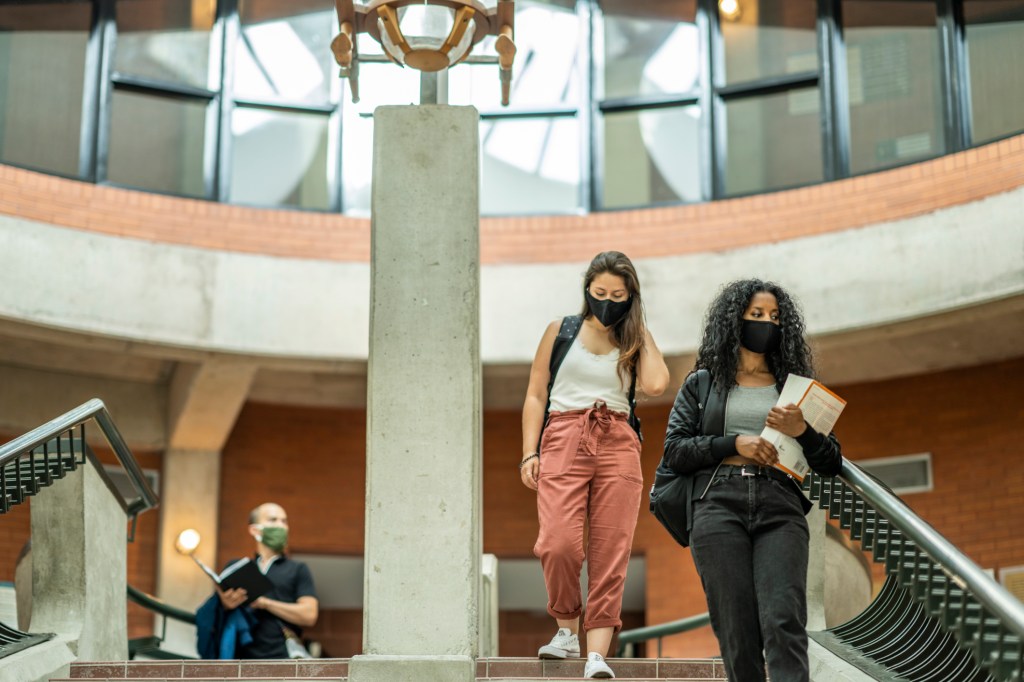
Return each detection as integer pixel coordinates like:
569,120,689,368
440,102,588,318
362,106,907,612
649,369,712,547
537,315,641,451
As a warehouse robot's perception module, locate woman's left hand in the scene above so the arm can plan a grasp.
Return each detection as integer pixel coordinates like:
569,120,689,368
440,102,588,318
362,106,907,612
766,404,807,438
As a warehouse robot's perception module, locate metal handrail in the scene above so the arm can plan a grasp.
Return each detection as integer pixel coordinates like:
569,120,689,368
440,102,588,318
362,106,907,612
126,585,196,625
0,398,158,516
616,612,710,657
840,459,1024,638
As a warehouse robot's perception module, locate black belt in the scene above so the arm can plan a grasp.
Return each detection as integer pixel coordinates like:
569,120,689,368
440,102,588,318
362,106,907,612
716,463,794,485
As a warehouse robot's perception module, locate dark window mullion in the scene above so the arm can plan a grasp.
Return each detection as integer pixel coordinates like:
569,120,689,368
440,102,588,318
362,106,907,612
215,0,240,203
938,0,971,150
599,93,701,114
111,75,217,101
702,0,724,200
582,0,598,212
81,0,116,182
818,0,850,179
717,72,819,100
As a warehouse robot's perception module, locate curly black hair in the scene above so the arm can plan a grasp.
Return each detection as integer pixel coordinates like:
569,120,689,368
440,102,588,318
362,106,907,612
693,279,815,389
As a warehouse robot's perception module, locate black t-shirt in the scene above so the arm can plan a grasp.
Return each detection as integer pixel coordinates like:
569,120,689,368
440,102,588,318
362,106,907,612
227,555,317,659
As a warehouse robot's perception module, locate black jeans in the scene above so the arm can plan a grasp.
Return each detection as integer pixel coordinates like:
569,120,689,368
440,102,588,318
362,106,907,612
690,468,810,682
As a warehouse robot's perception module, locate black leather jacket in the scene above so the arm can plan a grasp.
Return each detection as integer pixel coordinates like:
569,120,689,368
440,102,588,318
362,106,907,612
663,371,843,512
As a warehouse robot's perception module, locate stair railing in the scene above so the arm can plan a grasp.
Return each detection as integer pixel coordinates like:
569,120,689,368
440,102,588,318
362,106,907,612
810,460,1024,681
0,398,158,526
126,584,197,660
0,398,158,660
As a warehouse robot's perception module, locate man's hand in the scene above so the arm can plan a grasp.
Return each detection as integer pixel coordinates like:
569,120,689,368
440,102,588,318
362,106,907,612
217,586,248,610
766,403,807,438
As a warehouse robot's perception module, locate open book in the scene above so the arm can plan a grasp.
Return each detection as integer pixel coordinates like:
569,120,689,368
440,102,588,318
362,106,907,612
195,557,274,606
761,374,846,481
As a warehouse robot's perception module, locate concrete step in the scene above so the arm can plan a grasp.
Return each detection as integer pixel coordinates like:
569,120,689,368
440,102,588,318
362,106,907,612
67,658,727,680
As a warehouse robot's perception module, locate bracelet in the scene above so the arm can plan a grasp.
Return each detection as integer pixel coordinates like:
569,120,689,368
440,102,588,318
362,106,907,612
518,453,539,470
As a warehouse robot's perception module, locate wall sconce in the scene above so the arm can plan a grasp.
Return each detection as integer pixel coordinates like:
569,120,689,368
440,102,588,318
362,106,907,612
719,0,742,22
175,528,201,556
332,0,517,105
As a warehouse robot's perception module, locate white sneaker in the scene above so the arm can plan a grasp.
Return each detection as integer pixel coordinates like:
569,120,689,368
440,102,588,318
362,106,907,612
537,627,580,659
584,652,615,679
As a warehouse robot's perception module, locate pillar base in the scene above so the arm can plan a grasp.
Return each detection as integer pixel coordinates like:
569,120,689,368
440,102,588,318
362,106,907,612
348,655,476,682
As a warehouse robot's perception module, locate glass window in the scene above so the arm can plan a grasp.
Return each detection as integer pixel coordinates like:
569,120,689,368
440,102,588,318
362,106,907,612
342,113,580,216
449,0,580,110
107,90,208,196
720,0,818,85
601,105,702,208
723,88,823,195
964,0,1024,143
598,0,700,100
0,2,91,177
114,0,216,89
843,1,946,175
229,107,331,210
481,116,580,214
236,0,338,106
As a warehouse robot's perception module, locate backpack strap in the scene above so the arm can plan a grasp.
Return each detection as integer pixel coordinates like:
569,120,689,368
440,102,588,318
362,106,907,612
695,369,711,435
537,315,583,450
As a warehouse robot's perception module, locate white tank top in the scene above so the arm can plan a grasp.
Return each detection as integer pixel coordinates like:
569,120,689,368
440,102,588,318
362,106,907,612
548,338,630,414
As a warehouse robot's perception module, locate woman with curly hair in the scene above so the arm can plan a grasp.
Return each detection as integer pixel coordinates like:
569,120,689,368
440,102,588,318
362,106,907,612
521,251,669,679
663,279,842,682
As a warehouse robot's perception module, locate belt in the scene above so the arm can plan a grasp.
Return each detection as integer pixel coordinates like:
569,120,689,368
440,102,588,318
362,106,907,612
716,463,793,484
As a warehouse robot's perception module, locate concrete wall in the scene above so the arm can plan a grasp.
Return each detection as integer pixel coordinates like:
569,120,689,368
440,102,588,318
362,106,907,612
0,185,1019,365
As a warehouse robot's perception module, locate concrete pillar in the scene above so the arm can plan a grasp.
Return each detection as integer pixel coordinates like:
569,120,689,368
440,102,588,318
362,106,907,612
29,458,127,660
350,105,481,682
155,449,222,656
155,359,255,655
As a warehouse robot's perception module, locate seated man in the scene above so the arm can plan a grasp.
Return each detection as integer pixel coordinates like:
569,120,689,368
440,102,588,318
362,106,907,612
217,502,319,658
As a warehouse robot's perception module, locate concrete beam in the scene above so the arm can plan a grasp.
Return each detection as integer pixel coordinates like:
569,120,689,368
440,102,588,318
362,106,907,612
167,360,256,452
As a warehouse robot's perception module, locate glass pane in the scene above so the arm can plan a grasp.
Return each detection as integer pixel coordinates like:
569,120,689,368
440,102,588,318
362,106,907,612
723,88,822,196
601,106,701,208
449,0,579,110
107,90,208,196
0,2,90,176
598,0,700,100
964,0,1024,143
481,116,580,214
843,1,946,174
230,108,330,210
236,0,338,105
721,0,818,85
115,0,216,89
342,114,580,216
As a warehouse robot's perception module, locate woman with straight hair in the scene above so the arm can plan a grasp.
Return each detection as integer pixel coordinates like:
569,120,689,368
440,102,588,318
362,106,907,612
520,251,669,679
663,279,843,682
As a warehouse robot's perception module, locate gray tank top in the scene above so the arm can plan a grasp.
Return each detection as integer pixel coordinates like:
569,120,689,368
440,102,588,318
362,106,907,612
724,384,780,437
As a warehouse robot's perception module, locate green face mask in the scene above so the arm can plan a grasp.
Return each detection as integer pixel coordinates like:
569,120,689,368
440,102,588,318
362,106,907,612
258,525,288,552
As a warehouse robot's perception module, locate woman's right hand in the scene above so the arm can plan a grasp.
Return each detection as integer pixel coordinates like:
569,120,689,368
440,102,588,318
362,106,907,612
520,456,539,491
735,435,779,467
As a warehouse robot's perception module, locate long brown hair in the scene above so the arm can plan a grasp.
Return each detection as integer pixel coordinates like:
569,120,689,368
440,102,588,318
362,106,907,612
579,251,647,385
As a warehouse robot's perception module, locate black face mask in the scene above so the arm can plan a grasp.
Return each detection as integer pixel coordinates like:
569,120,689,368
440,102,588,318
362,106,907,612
586,290,632,327
740,320,782,355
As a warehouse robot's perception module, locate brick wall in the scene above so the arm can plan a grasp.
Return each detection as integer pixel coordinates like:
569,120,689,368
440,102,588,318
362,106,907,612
0,134,1021,265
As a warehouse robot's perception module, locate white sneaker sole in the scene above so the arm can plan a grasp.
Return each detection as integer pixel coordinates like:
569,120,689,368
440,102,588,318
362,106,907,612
584,665,614,679
538,644,580,659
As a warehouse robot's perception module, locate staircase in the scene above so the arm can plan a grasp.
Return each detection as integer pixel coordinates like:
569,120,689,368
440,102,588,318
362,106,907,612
64,658,727,681
0,399,159,673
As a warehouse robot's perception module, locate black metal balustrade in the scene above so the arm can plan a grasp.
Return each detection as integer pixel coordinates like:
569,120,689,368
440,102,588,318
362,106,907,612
617,461,1024,681
805,464,1024,681
0,399,159,660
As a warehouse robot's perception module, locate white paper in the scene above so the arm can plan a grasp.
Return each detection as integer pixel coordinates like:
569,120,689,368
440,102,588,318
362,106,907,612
761,374,846,481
